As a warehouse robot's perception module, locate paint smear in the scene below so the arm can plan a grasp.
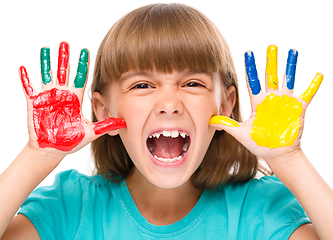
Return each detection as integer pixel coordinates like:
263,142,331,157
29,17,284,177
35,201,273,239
266,45,278,90
209,115,239,128
31,88,85,151
57,42,69,86
245,51,261,95
299,73,323,104
74,49,89,88
93,117,127,135
40,47,52,84
250,93,303,148
285,49,298,90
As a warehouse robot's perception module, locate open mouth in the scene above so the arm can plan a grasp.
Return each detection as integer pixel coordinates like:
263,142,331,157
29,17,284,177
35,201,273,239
147,130,190,163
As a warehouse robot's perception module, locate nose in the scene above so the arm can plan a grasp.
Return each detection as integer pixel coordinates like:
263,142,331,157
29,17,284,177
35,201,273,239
155,89,184,116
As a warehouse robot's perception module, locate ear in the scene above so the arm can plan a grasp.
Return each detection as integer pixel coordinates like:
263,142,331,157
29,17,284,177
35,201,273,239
219,86,236,117
92,92,119,136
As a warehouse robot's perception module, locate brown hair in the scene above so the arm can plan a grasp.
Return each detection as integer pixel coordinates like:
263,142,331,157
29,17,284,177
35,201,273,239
91,3,271,190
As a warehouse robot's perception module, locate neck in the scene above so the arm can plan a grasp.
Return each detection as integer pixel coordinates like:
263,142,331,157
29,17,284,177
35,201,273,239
126,167,202,225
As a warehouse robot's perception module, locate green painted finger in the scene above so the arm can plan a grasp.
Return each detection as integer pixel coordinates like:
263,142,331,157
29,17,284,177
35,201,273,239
40,47,52,84
74,49,89,88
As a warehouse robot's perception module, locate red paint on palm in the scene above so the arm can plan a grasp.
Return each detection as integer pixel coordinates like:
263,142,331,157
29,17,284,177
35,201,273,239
93,117,127,135
31,88,85,151
57,42,69,86
20,66,84,151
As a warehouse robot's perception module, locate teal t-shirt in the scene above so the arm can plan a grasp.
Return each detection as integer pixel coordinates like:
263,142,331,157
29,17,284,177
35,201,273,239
19,170,309,239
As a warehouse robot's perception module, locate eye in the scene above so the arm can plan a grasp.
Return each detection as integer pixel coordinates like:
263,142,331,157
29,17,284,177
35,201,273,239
183,81,205,88
132,83,153,89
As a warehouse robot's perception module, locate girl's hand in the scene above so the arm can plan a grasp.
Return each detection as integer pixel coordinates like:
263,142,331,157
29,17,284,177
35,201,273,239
20,42,126,156
209,45,323,163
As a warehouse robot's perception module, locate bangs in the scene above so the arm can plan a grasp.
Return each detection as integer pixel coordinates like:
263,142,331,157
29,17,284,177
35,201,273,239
100,4,226,81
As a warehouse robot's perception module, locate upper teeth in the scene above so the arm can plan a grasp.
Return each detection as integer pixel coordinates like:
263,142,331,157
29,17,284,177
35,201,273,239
149,130,188,139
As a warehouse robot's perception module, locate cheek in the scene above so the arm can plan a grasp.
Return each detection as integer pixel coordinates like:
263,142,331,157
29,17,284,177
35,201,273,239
116,97,153,123
115,97,154,150
184,94,219,121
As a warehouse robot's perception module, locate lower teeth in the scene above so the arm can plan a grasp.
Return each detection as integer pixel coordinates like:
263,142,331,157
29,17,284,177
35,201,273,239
154,154,183,163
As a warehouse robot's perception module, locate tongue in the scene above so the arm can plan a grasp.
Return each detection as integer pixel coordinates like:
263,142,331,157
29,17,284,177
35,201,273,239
150,136,184,159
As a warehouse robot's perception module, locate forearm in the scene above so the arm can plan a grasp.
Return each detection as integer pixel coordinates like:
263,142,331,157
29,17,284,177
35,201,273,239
0,145,63,237
268,150,333,240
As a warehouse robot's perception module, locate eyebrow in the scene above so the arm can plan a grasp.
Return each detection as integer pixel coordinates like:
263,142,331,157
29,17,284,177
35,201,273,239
119,71,151,83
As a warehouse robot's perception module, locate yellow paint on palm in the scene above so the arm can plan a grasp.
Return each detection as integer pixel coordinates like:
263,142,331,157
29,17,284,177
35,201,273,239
251,93,303,148
209,115,240,128
299,73,323,104
266,45,278,90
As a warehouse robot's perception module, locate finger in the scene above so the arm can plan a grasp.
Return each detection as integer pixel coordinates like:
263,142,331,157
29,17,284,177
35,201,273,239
74,49,89,89
209,115,240,128
266,45,278,91
19,66,34,99
299,72,324,104
93,117,127,136
283,49,298,92
245,51,261,96
57,41,70,86
209,115,241,141
40,47,53,86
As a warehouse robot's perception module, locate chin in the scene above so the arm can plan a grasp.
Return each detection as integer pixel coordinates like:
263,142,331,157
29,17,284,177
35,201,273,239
143,157,199,189
146,173,192,189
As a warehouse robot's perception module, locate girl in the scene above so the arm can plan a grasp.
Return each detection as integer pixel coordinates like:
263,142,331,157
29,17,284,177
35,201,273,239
1,3,332,239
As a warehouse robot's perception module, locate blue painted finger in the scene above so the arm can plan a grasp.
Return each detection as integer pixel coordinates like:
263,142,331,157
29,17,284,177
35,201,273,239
245,51,261,95
285,49,298,90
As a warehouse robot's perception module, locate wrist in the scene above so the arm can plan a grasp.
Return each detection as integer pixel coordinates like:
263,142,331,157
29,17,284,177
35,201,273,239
264,146,304,171
23,144,65,171
265,148,313,187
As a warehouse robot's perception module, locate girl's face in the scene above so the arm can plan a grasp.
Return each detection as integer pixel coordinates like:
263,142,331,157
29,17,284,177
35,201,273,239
98,70,231,188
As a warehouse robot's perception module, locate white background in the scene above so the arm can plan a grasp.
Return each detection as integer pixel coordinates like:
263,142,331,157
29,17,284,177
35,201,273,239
0,0,332,189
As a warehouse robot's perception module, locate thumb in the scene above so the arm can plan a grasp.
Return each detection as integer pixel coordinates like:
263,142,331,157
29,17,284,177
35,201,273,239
209,115,240,129
209,115,241,140
92,117,127,136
